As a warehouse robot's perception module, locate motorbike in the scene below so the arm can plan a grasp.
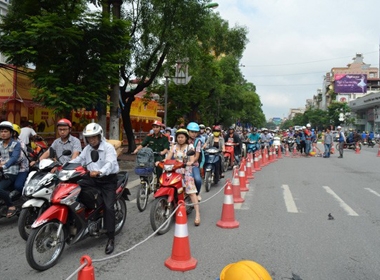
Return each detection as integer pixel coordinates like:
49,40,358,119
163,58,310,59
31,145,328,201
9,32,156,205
203,147,222,192
241,140,259,158
18,149,71,241
27,136,49,162
368,139,376,148
285,137,295,151
335,141,362,150
25,150,130,271
135,151,160,212
223,142,237,171
150,150,195,235
272,136,281,154
0,170,26,219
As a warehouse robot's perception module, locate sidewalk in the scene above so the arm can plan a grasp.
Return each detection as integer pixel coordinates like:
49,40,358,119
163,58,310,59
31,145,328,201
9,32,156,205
117,150,136,172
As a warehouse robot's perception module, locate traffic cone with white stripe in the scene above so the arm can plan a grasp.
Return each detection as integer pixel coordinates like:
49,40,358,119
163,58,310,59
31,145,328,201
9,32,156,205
246,153,254,179
277,145,282,159
231,167,244,203
284,144,290,157
165,200,197,271
77,255,95,280
239,158,249,192
217,179,239,229
254,150,261,171
355,142,360,154
377,145,380,157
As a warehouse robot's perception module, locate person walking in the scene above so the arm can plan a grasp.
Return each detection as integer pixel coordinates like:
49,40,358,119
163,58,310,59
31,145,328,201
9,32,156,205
323,127,333,158
337,126,346,158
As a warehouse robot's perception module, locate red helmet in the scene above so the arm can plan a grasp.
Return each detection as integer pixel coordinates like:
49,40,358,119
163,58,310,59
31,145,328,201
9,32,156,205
152,120,163,127
57,118,72,128
213,125,221,131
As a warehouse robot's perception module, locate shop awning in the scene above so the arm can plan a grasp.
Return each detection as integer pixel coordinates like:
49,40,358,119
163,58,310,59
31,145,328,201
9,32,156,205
130,114,161,121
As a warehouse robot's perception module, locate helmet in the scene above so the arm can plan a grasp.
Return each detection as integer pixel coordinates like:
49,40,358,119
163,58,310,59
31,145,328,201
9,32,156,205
165,127,172,132
302,126,306,129
213,125,221,131
152,120,163,127
206,126,211,131
83,123,103,138
57,118,72,128
12,124,21,136
0,121,14,132
175,128,189,139
219,260,272,280
199,124,205,129
337,126,342,129
186,122,200,132
252,127,258,132
229,126,235,130
306,123,311,128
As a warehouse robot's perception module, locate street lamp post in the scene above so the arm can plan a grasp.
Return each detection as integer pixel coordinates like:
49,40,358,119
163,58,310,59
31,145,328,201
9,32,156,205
164,69,170,126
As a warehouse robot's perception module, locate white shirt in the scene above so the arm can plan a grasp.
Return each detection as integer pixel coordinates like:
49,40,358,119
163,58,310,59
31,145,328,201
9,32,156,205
19,127,37,145
70,140,119,176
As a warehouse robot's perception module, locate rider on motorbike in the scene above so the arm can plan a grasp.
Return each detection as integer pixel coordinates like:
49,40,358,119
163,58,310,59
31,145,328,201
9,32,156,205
70,122,119,254
0,121,21,218
260,128,272,148
224,126,242,166
247,127,261,151
166,129,200,226
203,125,225,178
12,124,30,194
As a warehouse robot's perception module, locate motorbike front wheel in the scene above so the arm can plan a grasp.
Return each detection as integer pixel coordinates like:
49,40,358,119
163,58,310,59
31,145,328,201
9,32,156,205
18,205,48,241
204,170,212,192
136,181,149,212
150,196,173,235
114,197,127,235
223,157,229,172
26,221,66,271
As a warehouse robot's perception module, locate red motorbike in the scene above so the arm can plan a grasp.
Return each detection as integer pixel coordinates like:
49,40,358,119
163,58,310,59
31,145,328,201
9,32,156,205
223,142,238,171
25,151,130,271
149,151,195,235
27,136,49,162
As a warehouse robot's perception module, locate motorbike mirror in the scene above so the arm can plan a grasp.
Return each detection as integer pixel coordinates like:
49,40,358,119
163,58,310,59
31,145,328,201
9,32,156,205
186,150,196,156
49,147,57,159
62,150,72,156
90,150,99,162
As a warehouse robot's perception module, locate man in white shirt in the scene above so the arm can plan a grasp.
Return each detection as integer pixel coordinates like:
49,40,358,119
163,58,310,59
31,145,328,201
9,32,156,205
19,120,37,146
70,122,119,255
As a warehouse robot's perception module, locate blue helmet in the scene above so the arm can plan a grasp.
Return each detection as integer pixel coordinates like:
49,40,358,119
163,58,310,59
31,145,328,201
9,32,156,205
186,122,200,132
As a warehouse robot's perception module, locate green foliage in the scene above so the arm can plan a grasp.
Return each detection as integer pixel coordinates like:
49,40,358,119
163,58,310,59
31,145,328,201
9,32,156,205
0,0,130,115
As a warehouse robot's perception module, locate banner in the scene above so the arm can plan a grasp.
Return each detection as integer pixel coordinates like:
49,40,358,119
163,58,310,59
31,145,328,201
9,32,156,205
334,74,367,94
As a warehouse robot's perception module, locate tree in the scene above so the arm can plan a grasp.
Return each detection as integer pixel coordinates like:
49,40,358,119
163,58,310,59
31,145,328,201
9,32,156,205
0,0,129,118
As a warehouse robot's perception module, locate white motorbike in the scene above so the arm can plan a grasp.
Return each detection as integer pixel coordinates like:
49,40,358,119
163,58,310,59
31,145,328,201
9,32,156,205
18,150,71,240
272,136,281,153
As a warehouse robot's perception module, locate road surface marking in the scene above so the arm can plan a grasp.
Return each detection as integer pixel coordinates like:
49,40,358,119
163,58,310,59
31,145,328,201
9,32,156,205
281,185,298,213
234,192,247,209
365,188,380,197
323,186,359,216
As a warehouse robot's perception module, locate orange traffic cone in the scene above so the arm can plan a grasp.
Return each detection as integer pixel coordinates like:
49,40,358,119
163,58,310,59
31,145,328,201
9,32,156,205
254,151,261,171
77,255,95,280
355,142,360,154
377,146,380,157
216,179,239,229
239,160,249,192
231,167,244,203
249,153,256,174
277,145,282,159
262,146,268,166
284,144,290,157
330,145,335,154
165,200,197,271
245,153,254,179
292,145,299,158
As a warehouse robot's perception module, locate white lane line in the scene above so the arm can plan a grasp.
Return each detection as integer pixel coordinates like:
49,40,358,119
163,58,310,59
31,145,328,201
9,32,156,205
281,185,298,213
323,186,359,216
365,188,380,197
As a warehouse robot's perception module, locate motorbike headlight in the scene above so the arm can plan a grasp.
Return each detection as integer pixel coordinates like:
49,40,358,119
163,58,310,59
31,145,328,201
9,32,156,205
60,187,81,206
58,170,76,181
163,164,174,171
23,179,41,196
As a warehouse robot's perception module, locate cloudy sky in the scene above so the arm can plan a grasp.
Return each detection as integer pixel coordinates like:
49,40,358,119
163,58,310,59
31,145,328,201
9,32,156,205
213,0,380,120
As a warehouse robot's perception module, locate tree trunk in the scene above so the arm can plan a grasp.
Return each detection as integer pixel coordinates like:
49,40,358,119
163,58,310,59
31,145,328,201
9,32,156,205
109,84,120,139
121,93,136,153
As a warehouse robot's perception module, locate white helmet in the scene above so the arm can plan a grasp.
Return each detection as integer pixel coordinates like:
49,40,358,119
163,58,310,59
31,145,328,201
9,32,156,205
83,123,103,138
337,126,342,129
0,121,14,132
306,123,311,128
302,126,306,129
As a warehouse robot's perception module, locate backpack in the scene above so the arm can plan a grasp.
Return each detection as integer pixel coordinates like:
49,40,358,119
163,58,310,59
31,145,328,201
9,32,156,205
194,138,205,168
136,147,155,168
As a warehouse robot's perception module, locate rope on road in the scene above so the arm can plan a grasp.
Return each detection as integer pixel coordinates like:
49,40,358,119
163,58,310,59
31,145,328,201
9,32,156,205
65,179,228,280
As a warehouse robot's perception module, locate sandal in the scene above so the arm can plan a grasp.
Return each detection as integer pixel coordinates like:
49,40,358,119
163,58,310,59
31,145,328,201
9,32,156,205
6,206,17,218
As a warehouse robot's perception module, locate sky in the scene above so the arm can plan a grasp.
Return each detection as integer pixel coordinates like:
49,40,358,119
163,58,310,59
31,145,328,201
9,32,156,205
212,0,380,120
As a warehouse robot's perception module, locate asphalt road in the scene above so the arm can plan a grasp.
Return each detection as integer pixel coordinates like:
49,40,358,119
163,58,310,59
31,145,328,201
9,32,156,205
1,144,380,280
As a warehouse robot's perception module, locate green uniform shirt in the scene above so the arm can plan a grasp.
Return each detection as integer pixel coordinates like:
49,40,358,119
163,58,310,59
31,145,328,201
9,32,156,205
141,133,170,160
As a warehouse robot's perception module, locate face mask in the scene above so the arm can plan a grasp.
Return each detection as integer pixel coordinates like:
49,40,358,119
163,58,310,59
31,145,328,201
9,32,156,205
213,132,220,137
